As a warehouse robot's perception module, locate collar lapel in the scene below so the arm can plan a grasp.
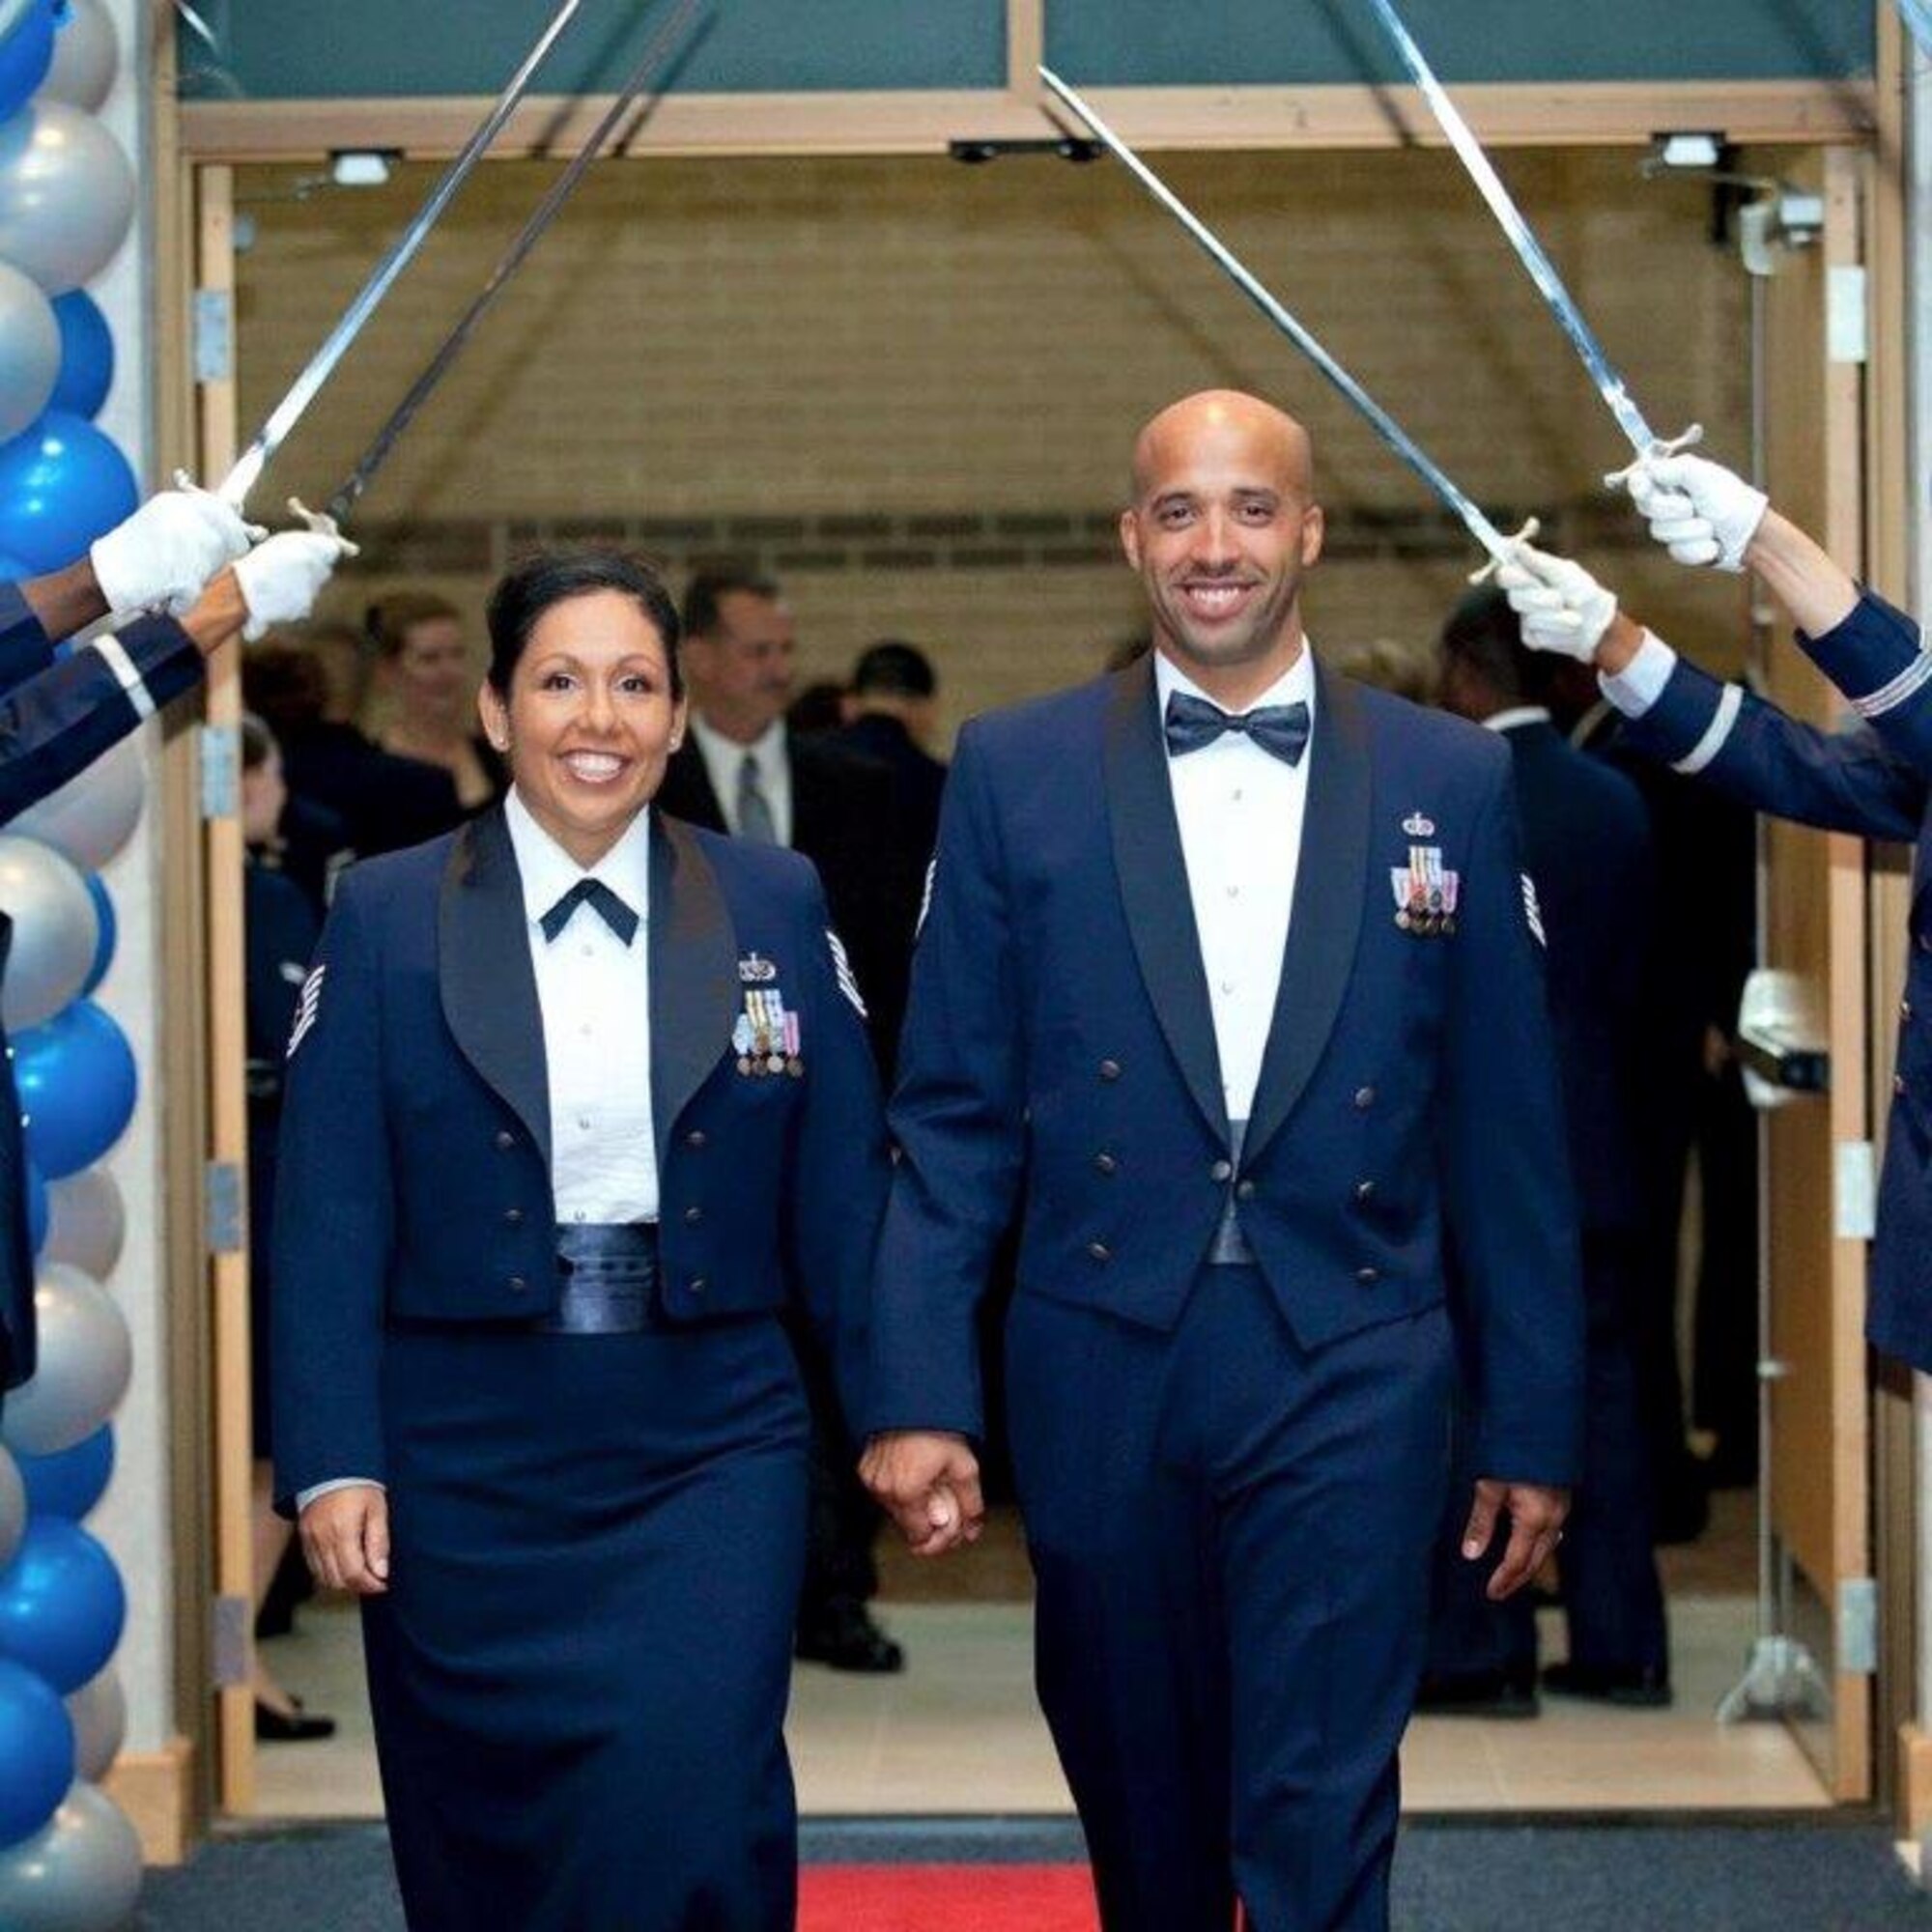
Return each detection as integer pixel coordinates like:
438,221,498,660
1243,658,1372,1167
649,815,738,1159
438,807,552,1166
1105,656,1228,1142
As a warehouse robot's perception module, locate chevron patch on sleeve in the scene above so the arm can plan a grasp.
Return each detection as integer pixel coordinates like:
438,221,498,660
286,963,327,1058
1520,874,1546,949
916,859,936,939
827,929,867,1017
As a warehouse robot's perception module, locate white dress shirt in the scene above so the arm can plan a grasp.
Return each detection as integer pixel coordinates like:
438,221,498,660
1155,645,1316,1125
689,710,793,847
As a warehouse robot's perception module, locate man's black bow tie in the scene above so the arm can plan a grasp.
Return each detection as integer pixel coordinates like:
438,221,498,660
1163,690,1312,766
540,878,639,947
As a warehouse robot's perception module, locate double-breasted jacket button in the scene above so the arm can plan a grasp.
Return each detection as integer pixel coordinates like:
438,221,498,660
1918,931,1932,956
686,1128,707,1150
1098,1059,1122,1082
688,1276,708,1295
1087,1240,1112,1264
1094,1152,1119,1176
1903,998,1914,1022
684,1205,704,1225
495,1128,516,1151
1235,1179,1257,1202
1356,1265,1380,1287
507,1275,528,1294
1354,1179,1377,1204
1896,1073,1909,1098
1209,1158,1234,1184
503,1207,525,1227
1353,1086,1376,1110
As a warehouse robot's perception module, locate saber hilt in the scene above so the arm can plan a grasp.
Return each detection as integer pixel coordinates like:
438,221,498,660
1603,424,1707,491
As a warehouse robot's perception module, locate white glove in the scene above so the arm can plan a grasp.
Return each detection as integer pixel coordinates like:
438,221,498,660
231,508,357,642
1493,541,1619,661
1618,452,1767,573
89,475,262,615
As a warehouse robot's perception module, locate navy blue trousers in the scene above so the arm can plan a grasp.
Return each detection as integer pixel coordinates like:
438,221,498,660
364,1305,809,1932
1007,1268,1453,1932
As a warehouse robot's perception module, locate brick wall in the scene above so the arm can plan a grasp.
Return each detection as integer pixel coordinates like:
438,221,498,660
236,146,1754,735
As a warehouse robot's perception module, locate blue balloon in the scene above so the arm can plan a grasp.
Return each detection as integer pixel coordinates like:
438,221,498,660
77,873,112,998
0,412,137,575
0,3,55,124
14,1000,136,1179
0,1655,70,1851
0,1518,123,1693
22,1158,43,1254
47,291,112,421
14,1426,111,1520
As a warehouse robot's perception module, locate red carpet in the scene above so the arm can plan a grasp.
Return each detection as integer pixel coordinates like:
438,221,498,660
800,1864,1098,1930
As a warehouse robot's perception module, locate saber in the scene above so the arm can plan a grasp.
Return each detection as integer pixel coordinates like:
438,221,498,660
219,0,585,512
325,0,705,526
1356,0,1697,479
1038,66,1531,570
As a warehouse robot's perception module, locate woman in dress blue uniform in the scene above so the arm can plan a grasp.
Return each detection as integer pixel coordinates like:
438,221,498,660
271,548,889,1932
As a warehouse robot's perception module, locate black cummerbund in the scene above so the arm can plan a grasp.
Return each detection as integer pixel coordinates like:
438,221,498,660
536,1222,662,1335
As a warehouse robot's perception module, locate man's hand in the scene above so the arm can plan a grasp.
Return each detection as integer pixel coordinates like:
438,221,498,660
860,1430,983,1558
232,511,358,641
1494,542,1619,662
1617,452,1768,573
1462,1478,1569,1604
298,1484,391,1596
88,477,261,615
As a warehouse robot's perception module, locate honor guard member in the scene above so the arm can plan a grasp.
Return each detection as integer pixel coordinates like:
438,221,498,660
1499,452,1932,1377
272,550,888,1932
864,392,1585,1932
0,492,352,1397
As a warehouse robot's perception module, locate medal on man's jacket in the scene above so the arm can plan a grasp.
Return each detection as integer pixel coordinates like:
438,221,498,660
1391,842,1459,937
735,984,804,1076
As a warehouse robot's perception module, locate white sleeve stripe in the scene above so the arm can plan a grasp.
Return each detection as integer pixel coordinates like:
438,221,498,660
1672,683,1744,776
89,634,155,722
1853,648,1932,720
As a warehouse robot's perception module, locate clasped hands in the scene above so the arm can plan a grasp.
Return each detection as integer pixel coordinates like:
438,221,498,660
860,1431,985,1558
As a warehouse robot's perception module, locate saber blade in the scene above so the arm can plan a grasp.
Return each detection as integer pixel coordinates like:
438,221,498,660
1037,66,1523,567
327,0,705,525
219,0,585,512
1358,0,1693,465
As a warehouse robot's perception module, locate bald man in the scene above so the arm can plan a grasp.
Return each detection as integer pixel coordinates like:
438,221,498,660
863,392,1584,1929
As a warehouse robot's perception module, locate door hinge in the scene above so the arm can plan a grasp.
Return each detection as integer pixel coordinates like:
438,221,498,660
194,287,234,384
1828,265,1868,365
1839,1576,1878,1674
199,722,239,820
211,1593,251,1688
205,1160,244,1257
1833,1140,1877,1240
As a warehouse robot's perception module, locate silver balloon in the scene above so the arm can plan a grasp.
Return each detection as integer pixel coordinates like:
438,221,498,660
42,1171,123,1280
0,1781,142,1931
0,1442,21,1572
0,836,96,1030
0,102,133,298
11,734,144,871
39,0,117,113
0,1265,129,1459
62,1670,123,1784
0,260,55,444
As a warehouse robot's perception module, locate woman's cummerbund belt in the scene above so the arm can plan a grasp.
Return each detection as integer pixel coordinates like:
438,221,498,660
536,1223,662,1335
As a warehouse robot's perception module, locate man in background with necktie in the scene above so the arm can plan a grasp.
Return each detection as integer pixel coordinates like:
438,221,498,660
863,390,1585,1929
656,565,918,1673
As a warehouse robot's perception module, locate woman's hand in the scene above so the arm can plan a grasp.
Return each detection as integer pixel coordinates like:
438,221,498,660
298,1484,392,1595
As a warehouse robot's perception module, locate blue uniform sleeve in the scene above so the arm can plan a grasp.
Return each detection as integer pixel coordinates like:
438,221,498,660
0,582,53,696
784,869,892,1432
270,876,395,1515
0,616,204,829
1620,641,1925,843
1443,756,1586,1486
867,727,1026,1440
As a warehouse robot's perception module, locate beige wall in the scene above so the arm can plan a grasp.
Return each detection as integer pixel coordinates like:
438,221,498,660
235,147,1753,735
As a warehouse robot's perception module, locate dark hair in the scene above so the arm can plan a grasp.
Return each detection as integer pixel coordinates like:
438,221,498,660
1437,584,1530,709
242,642,330,734
787,680,847,736
365,589,460,661
484,549,683,697
850,639,936,699
681,565,778,641
240,711,280,774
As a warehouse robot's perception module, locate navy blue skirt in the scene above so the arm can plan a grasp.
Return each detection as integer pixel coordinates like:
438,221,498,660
362,1240,810,1932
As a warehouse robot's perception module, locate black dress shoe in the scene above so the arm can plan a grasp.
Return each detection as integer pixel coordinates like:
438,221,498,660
795,1601,905,1674
1412,1669,1540,1719
254,1697,337,1742
1542,1661,1673,1708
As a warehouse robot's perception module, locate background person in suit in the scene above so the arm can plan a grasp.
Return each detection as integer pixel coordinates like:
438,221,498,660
863,391,1585,1932
1498,454,1932,1379
273,549,887,1932
1420,586,1670,1714
659,565,917,1672
829,639,950,872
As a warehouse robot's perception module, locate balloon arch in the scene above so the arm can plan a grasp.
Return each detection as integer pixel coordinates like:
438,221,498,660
0,4,161,1925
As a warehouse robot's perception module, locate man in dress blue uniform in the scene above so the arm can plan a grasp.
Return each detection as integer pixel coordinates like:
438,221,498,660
1498,453,1932,1377
863,391,1586,1931
0,488,352,1399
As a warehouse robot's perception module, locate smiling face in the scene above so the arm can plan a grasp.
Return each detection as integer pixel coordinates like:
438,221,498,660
478,589,686,867
1119,391,1325,705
